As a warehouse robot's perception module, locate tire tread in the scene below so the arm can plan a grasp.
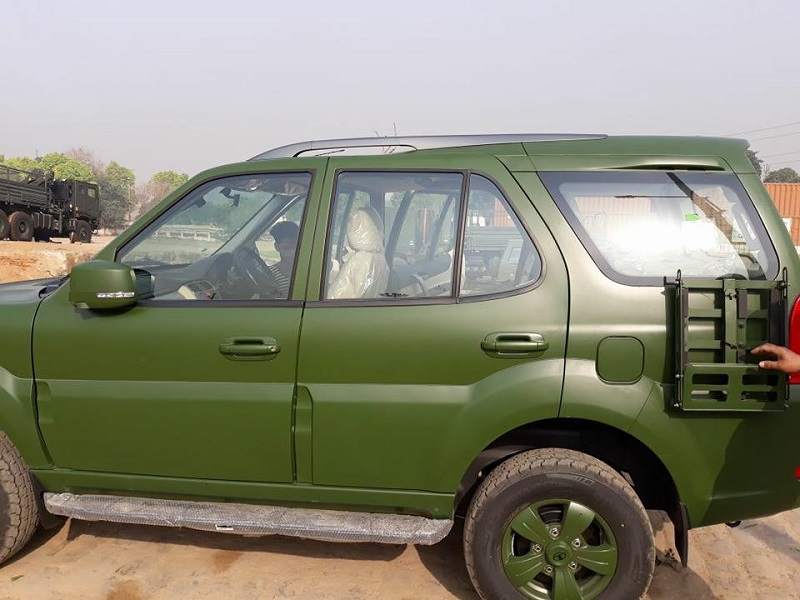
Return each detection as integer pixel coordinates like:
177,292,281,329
0,432,39,564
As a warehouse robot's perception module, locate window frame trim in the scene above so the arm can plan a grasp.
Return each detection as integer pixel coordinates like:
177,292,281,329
312,168,546,307
539,169,780,287
115,169,316,308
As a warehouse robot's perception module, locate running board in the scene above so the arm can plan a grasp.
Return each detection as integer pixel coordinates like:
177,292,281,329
44,493,452,545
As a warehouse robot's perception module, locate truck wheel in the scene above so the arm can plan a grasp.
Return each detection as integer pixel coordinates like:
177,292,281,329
72,220,92,244
8,212,34,242
0,432,39,565
0,210,9,240
464,448,655,600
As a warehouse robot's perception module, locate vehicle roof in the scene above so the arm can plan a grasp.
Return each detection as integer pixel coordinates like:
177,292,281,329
245,134,754,173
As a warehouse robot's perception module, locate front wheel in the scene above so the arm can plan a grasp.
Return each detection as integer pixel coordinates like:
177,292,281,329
71,220,92,244
464,448,654,600
0,432,39,565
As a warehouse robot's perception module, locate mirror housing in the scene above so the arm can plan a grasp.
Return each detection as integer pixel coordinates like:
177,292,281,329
69,260,151,310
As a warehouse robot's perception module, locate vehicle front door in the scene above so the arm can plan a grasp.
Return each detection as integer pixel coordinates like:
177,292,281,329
33,160,324,483
296,154,569,494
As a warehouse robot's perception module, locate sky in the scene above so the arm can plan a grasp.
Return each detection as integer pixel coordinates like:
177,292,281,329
1,0,799,182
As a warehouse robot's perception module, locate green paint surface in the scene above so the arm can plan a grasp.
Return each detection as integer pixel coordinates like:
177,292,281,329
0,136,796,537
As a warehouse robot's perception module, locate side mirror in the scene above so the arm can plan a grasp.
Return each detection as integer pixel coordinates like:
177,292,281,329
69,260,153,310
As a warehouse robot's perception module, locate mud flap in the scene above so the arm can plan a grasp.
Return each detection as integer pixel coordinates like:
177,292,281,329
669,501,690,567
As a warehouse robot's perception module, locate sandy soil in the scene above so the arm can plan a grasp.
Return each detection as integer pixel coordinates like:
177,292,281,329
0,240,798,599
0,512,798,600
0,237,111,284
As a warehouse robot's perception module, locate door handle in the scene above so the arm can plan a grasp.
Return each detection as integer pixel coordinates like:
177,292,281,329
219,337,280,361
482,332,549,356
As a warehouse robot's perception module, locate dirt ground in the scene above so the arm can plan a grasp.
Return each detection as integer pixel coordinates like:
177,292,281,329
0,237,110,283
0,512,798,600
0,239,799,599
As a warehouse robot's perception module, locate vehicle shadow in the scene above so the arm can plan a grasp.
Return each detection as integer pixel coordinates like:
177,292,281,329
647,560,721,600
740,520,800,565
643,512,721,600
416,521,480,600
63,516,481,598
64,518,406,562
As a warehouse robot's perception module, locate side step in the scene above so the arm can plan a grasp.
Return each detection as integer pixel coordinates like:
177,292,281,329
44,493,452,545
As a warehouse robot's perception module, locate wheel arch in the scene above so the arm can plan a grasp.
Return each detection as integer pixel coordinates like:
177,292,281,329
455,417,689,565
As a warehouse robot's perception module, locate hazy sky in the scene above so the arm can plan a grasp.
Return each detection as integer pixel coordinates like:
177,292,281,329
1,0,799,182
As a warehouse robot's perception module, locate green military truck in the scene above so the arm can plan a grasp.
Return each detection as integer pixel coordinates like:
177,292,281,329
0,163,100,243
1,134,799,599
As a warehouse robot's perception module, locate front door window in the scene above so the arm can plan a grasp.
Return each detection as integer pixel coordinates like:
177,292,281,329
118,173,310,301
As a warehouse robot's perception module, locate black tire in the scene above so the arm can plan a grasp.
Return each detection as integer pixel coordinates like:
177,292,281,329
0,432,39,565
464,448,655,600
8,212,34,242
72,220,92,244
0,210,9,240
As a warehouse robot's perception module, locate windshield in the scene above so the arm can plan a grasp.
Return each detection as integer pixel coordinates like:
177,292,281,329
541,171,778,284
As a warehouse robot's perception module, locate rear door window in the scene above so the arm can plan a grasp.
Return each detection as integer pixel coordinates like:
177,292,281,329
322,171,544,301
324,172,462,299
541,171,778,284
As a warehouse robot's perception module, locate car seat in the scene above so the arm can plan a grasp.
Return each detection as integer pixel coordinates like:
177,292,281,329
327,208,390,299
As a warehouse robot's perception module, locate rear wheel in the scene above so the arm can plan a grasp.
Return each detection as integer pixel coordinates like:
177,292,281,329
8,212,34,242
0,210,9,239
464,448,655,600
71,220,92,244
0,432,39,565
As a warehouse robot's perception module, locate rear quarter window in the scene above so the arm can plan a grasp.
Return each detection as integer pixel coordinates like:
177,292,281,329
540,171,778,285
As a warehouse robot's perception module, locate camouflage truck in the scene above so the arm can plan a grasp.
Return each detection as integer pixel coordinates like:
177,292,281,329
0,164,100,243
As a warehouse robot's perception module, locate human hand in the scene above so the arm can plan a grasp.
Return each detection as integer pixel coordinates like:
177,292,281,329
751,343,800,374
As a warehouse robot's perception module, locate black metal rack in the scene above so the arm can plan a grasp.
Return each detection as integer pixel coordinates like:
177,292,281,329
668,270,789,412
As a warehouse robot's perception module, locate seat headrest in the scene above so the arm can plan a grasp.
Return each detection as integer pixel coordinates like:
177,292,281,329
347,208,384,253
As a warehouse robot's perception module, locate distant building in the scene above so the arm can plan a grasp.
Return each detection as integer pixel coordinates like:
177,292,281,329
765,183,800,249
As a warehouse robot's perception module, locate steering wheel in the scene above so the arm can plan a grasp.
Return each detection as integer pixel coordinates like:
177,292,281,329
232,246,280,296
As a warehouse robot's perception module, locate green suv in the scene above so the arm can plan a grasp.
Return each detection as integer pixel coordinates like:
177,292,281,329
1,134,798,599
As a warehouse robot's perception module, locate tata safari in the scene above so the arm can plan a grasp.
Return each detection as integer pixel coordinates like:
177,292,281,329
1,134,799,600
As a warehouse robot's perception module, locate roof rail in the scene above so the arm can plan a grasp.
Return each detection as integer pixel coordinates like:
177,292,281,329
249,133,607,160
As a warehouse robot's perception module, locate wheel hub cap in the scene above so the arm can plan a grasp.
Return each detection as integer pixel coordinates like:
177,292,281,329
545,542,572,567
501,499,618,600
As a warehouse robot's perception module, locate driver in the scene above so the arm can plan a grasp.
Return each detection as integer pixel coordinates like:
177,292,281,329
268,221,300,298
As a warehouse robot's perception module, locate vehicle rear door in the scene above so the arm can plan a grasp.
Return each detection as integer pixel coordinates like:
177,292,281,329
295,153,569,493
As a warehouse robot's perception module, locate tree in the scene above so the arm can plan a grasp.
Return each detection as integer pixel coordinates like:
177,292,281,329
151,170,189,189
98,161,136,229
65,147,105,178
1,153,94,181
2,156,46,175
746,149,763,178
135,170,189,216
764,167,800,184
39,153,94,181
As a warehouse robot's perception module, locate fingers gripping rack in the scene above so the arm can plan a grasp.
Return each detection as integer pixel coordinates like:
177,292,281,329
665,269,789,412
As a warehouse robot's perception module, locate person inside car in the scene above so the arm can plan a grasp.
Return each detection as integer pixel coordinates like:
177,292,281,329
268,221,300,298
